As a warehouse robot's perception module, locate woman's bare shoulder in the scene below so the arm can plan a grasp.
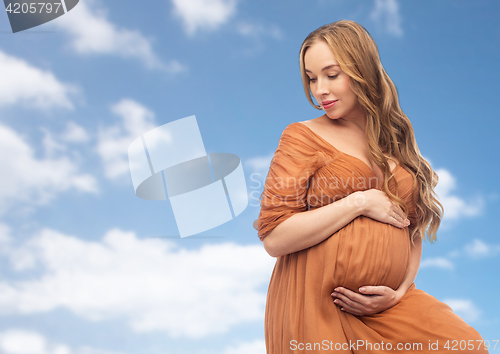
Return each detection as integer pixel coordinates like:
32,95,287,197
283,118,321,135
297,118,321,126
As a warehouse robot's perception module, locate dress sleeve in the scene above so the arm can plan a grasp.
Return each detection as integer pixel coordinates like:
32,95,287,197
253,124,322,242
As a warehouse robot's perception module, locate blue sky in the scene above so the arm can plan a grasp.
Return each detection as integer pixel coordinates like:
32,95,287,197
0,0,499,353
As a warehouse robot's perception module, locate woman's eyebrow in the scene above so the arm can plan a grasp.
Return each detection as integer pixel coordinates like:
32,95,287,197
305,64,340,73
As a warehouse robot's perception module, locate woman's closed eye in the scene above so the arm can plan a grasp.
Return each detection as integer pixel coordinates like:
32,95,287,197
308,75,338,83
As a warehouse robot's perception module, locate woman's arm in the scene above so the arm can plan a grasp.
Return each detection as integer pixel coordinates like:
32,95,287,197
263,191,365,257
263,189,409,258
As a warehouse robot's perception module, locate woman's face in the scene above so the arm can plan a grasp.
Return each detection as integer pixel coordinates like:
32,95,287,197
304,40,364,123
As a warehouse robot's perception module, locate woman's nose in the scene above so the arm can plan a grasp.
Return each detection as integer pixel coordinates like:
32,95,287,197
315,78,329,96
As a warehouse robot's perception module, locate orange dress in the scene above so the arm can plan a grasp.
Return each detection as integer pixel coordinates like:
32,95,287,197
254,122,488,353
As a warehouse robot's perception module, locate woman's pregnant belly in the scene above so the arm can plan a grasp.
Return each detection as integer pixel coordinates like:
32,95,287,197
320,215,411,294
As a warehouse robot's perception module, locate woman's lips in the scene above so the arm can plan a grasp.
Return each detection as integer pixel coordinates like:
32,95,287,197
321,100,338,109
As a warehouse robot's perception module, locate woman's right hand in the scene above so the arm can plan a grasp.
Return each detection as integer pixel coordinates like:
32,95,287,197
353,189,410,228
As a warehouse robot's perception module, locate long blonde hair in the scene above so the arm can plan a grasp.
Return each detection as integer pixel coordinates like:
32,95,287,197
299,20,443,244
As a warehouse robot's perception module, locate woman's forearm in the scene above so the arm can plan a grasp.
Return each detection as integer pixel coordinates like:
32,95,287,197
263,191,366,258
396,230,422,296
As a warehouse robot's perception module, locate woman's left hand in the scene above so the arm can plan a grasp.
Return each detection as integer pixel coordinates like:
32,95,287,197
331,286,404,316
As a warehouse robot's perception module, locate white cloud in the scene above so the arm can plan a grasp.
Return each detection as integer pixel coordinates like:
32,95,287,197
420,257,454,270
0,223,10,246
52,0,184,72
0,227,275,338
0,124,97,213
40,127,67,157
465,239,489,258
245,153,273,174
427,238,500,267
236,22,283,40
96,99,156,180
60,121,90,143
433,168,484,221
370,0,403,37
172,0,237,36
224,339,266,354
442,299,481,323
233,21,284,56
464,238,500,259
0,50,79,110
0,329,125,354
246,152,274,207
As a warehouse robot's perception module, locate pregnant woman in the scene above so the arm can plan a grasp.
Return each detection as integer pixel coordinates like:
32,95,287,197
253,20,488,353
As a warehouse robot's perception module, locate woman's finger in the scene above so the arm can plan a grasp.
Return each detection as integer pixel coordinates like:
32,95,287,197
332,287,364,302
359,285,388,296
333,292,361,309
332,288,366,308
395,206,409,225
390,207,408,228
334,299,364,316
